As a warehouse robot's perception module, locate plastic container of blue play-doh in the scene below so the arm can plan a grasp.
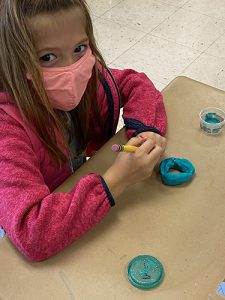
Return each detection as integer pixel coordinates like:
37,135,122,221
199,107,225,135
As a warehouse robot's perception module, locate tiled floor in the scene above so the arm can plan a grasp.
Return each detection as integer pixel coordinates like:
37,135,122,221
87,0,225,129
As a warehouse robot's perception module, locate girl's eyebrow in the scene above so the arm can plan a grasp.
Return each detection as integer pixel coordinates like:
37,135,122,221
77,38,89,44
38,47,58,53
38,38,89,53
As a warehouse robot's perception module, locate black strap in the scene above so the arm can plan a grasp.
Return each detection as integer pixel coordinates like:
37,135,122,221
98,69,121,139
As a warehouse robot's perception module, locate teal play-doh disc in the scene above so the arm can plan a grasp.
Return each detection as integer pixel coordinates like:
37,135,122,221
127,255,164,289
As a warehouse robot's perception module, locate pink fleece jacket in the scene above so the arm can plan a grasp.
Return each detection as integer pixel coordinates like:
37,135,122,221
0,67,167,261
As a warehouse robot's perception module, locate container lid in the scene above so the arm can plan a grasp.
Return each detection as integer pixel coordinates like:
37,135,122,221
127,255,164,289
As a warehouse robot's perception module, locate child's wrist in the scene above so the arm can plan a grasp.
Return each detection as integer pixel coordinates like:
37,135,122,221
102,168,127,198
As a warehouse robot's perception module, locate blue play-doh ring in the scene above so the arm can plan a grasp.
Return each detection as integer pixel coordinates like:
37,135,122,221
160,157,195,186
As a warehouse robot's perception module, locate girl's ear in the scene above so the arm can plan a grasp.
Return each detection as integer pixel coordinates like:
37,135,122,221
26,70,32,81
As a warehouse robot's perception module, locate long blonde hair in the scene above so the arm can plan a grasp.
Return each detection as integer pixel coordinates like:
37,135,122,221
0,0,106,166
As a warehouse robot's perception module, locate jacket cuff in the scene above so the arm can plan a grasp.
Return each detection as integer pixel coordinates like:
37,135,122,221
132,127,161,137
99,176,115,207
124,118,162,137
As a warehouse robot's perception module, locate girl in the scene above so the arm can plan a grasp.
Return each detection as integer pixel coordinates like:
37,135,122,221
0,0,167,261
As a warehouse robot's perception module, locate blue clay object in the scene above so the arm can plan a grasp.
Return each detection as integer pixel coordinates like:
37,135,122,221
127,255,164,289
160,157,195,186
204,112,222,124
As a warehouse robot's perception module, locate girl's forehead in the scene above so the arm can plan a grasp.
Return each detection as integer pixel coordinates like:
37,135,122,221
28,7,88,52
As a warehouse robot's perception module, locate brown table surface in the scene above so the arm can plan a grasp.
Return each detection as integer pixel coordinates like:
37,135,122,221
0,76,225,300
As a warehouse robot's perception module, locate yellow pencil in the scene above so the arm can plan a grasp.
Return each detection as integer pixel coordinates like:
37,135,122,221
111,144,137,153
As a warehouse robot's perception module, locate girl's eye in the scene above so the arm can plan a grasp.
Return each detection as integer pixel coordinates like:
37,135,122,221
39,53,57,62
74,45,87,53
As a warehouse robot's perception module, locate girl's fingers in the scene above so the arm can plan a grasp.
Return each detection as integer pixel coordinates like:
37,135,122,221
137,137,156,154
158,135,163,146
125,135,166,153
126,136,147,147
161,137,167,151
147,145,164,161
138,133,166,148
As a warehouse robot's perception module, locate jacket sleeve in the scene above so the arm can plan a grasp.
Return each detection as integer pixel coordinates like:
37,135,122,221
109,68,167,139
0,110,114,261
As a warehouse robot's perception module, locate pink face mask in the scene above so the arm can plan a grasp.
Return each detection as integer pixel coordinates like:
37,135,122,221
27,48,95,111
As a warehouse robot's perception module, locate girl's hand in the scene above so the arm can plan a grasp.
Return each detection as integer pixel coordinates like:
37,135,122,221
137,131,167,151
102,135,166,198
